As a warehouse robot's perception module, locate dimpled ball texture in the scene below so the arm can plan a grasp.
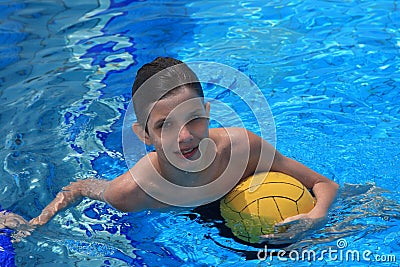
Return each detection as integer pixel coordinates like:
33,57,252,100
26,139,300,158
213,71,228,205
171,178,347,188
220,172,315,243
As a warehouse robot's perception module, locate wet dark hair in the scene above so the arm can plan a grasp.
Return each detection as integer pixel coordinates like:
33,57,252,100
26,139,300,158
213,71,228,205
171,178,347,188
131,57,204,130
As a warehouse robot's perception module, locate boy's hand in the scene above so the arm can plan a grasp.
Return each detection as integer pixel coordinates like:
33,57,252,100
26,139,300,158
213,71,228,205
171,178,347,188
278,206,326,224
0,210,30,229
259,204,329,244
259,214,327,245
0,211,34,242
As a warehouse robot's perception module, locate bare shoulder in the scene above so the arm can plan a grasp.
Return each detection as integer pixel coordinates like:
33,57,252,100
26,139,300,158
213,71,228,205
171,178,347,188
104,171,139,212
209,127,256,166
210,128,272,178
210,127,254,150
104,153,163,212
209,127,249,144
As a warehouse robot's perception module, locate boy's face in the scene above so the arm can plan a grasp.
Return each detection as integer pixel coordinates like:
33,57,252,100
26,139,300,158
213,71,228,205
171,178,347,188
145,87,211,171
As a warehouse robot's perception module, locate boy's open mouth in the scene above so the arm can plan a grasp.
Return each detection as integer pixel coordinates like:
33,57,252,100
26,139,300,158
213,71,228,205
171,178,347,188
180,146,199,159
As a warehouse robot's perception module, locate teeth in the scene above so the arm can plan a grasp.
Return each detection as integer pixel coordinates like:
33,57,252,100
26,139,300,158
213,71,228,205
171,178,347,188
182,148,194,154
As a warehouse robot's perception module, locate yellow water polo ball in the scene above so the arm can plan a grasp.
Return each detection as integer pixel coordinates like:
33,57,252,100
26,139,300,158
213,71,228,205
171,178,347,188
220,172,315,243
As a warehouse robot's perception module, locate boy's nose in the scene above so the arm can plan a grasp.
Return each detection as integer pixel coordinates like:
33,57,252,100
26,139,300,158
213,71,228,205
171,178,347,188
178,124,193,143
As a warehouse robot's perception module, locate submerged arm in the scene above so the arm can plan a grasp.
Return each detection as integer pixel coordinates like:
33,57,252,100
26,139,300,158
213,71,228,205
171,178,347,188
30,179,109,226
30,168,151,226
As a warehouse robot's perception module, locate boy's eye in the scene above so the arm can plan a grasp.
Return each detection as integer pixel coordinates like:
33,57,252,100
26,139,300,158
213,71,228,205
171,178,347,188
157,120,172,129
154,114,207,131
163,121,172,128
188,115,207,124
188,116,198,122
190,116,201,122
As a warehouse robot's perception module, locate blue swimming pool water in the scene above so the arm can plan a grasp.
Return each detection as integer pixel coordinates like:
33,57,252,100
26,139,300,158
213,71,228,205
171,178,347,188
1,0,399,266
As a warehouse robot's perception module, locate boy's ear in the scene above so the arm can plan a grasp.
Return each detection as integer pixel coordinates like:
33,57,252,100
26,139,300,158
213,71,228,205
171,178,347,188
132,123,152,145
205,102,210,118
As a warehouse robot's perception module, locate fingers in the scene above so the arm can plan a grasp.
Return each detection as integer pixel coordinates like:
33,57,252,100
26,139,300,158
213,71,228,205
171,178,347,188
259,215,328,245
0,211,35,242
280,213,308,224
260,225,306,245
11,229,32,243
259,216,309,244
259,231,298,245
1,211,30,229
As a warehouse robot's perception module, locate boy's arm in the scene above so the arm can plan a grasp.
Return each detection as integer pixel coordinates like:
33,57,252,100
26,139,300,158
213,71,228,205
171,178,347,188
30,169,150,226
271,152,339,220
246,130,339,220
29,179,109,226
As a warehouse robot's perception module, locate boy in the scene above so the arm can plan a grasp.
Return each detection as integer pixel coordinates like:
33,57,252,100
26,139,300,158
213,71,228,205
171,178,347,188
30,57,338,242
